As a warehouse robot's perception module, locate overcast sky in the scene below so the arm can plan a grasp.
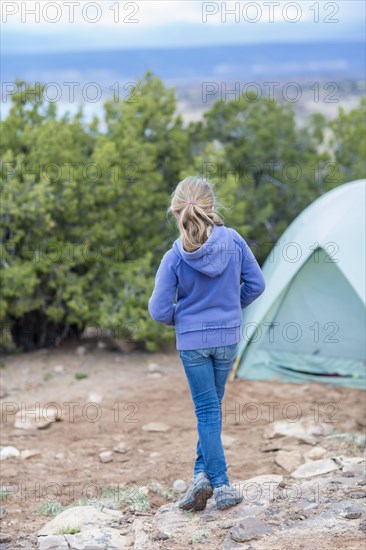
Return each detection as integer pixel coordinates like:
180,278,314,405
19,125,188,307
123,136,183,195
2,0,365,52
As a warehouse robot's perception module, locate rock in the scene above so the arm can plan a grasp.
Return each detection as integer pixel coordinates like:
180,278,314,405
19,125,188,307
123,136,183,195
64,528,128,549
14,406,61,430
342,504,363,519
305,446,327,460
332,455,365,469
21,449,41,460
38,535,69,549
152,530,169,541
53,365,65,374
230,517,273,542
348,491,366,499
275,450,303,472
38,506,123,536
147,363,162,374
0,507,7,519
88,392,102,403
223,534,245,549
133,519,149,550
264,418,333,445
360,521,366,534
0,446,20,460
260,436,300,452
76,345,86,356
291,458,340,478
222,434,237,447
0,533,11,543
173,479,186,492
99,451,113,463
97,340,107,349
113,441,128,454
142,423,170,433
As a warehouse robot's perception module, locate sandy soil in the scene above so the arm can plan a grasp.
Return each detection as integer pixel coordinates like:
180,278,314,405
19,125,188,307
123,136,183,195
0,341,365,549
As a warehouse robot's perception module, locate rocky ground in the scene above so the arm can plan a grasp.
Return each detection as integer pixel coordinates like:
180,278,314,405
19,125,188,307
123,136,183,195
0,341,365,549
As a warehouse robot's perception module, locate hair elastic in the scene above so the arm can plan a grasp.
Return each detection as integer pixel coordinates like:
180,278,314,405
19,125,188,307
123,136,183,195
188,200,196,205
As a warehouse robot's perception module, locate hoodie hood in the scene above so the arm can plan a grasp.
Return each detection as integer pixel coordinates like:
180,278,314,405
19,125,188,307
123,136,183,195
172,224,234,278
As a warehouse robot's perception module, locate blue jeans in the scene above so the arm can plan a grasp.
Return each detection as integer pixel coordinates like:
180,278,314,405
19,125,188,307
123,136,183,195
178,343,239,488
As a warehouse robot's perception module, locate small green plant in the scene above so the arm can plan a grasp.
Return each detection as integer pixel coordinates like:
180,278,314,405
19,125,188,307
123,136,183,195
346,431,366,449
0,489,12,501
59,527,81,535
0,359,6,369
148,480,179,501
191,527,211,543
75,372,88,381
36,500,64,516
117,487,150,511
43,372,53,382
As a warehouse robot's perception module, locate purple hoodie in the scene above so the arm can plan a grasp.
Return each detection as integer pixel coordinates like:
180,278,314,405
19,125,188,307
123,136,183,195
148,224,266,350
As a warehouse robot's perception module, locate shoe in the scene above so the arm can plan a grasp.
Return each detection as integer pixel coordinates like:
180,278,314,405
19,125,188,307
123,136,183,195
213,483,243,510
178,472,213,512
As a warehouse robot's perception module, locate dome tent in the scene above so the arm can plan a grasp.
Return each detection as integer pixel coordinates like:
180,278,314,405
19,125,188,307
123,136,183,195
230,180,366,389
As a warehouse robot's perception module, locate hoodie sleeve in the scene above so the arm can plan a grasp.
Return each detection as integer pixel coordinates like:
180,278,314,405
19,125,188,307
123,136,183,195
240,238,266,308
148,251,178,326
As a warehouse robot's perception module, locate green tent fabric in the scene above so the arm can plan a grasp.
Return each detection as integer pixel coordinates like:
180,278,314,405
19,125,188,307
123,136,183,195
234,180,366,389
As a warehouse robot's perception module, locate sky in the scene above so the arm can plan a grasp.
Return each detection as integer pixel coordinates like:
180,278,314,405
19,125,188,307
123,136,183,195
2,0,365,53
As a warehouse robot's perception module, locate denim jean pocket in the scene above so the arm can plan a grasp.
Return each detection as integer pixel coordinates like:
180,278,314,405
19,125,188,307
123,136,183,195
179,349,205,361
224,342,239,360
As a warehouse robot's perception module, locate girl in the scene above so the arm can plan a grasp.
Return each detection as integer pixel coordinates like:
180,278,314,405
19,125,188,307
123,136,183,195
148,176,265,511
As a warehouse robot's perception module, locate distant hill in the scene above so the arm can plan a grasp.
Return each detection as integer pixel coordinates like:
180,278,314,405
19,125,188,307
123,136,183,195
2,42,365,86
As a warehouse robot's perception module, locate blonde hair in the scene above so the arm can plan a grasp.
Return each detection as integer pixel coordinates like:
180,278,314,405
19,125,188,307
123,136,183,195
167,176,224,253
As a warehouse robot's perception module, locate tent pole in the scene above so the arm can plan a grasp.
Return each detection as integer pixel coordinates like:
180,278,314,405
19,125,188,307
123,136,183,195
229,353,241,382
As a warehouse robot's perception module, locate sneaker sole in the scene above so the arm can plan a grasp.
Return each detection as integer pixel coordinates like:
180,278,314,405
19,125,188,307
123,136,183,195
179,485,213,512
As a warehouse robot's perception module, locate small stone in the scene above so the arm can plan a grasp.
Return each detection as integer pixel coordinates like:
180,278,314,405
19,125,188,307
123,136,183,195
149,452,160,458
291,458,340,479
14,406,61,430
148,372,163,379
147,363,162,374
76,345,86,356
275,450,303,472
21,449,41,460
0,532,11,543
0,446,20,460
348,491,366,499
152,530,169,541
173,479,186,492
342,504,363,519
305,446,327,460
341,471,355,477
97,340,107,349
99,451,113,463
88,392,102,403
230,517,273,542
53,365,65,374
0,507,7,519
113,441,128,454
142,422,170,433
360,522,366,534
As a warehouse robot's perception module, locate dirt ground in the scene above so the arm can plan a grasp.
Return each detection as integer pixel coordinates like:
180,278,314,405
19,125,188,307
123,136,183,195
0,341,365,549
